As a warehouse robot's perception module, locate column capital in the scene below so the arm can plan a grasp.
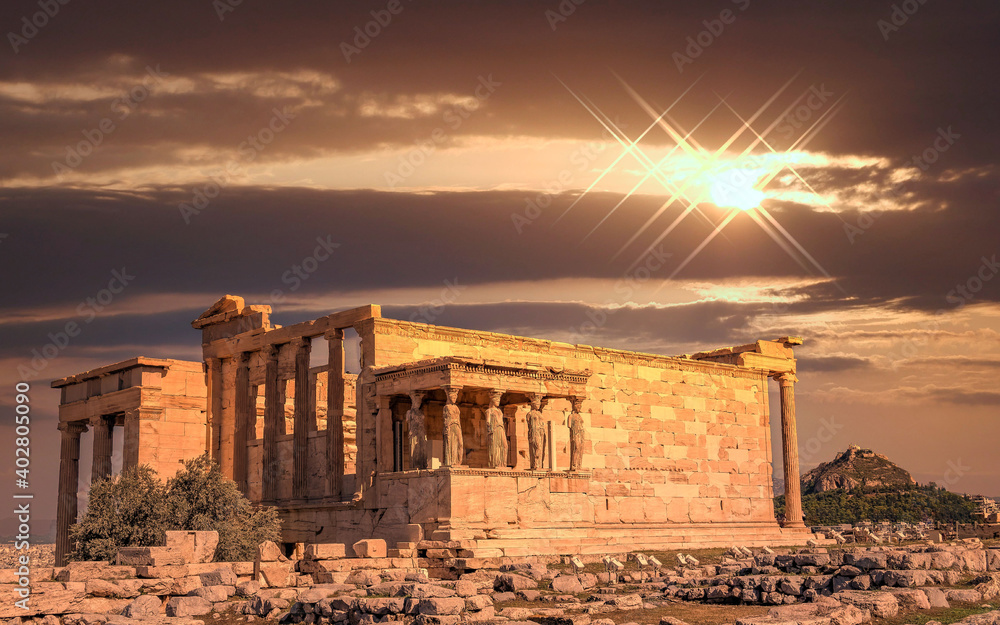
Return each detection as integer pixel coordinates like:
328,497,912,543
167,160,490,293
527,392,542,410
408,389,426,407
325,327,345,340
291,336,311,350
442,385,460,403
58,420,88,434
236,350,252,364
88,414,106,427
774,372,798,386
262,343,279,359
570,396,584,412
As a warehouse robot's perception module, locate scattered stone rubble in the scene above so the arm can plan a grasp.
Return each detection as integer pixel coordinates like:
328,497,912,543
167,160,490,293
1,534,998,625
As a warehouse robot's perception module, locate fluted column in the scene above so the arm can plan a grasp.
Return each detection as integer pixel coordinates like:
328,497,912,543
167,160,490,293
122,408,140,471
233,351,252,495
206,357,223,462
292,337,312,500
262,344,281,503
90,415,113,483
326,329,345,499
55,421,87,566
776,373,805,528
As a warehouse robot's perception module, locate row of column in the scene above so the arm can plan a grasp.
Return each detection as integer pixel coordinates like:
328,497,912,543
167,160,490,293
401,388,586,473
55,408,146,566
227,329,349,504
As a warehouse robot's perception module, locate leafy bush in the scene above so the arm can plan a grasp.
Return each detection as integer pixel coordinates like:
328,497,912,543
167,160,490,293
69,465,171,561
70,454,281,562
167,454,282,561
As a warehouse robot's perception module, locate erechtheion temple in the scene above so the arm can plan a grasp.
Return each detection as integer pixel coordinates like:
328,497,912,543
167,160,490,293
52,296,814,566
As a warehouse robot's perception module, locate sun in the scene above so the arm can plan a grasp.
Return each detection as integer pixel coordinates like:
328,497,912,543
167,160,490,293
707,167,766,211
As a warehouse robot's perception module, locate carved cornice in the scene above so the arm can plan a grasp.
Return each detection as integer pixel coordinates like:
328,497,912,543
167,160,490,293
373,357,591,385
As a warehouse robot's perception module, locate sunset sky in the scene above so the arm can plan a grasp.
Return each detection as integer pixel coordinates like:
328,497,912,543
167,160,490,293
1,0,999,528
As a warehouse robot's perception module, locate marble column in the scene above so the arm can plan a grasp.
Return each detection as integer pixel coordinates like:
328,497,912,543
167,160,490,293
776,373,805,528
292,337,312,500
55,421,87,567
527,394,546,471
122,408,140,471
90,415,113,483
206,357,223,462
233,351,252,495
326,328,345,499
406,390,428,469
262,344,281,503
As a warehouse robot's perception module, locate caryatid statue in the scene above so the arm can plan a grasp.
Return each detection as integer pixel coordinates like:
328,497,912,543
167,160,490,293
568,396,585,472
526,393,546,470
442,386,464,466
406,390,428,469
486,390,507,469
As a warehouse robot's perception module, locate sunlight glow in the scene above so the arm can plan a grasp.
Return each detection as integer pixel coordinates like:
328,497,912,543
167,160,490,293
707,167,766,211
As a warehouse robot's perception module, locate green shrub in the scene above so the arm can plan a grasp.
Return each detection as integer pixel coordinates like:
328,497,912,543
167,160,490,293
70,454,281,562
69,465,171,561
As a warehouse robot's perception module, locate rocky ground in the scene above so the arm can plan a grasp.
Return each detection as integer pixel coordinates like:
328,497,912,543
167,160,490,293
0,545,54,569
2,541,999,625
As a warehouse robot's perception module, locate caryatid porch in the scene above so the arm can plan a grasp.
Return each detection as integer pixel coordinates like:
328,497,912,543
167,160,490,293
370,357,592,474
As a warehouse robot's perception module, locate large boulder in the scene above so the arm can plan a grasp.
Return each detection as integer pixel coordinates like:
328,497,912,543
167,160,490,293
832,590,899,618
417,597,466,615
887,588,931,610
165,596,212,618
123,594,163,618
494,574,536,592
551,575,585,594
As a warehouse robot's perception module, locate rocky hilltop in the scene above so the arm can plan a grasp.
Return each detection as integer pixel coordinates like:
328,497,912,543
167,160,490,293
802,445,916,494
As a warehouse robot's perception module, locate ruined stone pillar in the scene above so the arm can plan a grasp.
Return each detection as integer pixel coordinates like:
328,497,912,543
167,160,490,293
326,328,345,499
55,421,86,567
442,386,464,467
206,357,223,462
776,373,805,528
90,414,113,483
292,337,312,500
233,351,252,495
262,344,281,503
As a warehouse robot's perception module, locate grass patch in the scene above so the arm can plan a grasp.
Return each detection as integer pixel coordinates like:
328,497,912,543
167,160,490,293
871,601,996,625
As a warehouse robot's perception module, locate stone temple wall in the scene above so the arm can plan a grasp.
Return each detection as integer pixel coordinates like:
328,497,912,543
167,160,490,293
276,316,797,555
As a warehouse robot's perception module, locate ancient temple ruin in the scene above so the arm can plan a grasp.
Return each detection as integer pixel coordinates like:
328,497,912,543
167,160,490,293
53,296,813,566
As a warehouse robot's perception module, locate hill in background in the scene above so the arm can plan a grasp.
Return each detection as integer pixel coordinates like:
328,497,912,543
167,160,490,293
802,444,916,494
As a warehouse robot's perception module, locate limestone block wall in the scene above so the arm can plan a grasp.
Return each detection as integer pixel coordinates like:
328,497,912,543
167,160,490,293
363,318,776,529
137,361,208,478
